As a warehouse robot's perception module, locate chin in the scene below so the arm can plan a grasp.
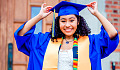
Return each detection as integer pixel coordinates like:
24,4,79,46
63,32,74,36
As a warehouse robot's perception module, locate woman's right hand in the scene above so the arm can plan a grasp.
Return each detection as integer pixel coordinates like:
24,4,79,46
39,3,53,19
18,3,53,36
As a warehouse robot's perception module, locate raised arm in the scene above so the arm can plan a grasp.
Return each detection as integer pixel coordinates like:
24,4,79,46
18,3,53,36
87,2,117,39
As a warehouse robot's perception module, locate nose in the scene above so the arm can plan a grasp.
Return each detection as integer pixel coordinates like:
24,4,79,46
65,21,70,27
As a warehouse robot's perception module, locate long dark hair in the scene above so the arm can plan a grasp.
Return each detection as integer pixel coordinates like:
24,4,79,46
49,15,91,42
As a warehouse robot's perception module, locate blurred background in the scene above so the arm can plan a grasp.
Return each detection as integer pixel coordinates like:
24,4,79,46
0,0,120,70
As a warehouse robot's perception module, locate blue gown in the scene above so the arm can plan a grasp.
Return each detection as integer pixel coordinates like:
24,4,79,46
14,22,119,70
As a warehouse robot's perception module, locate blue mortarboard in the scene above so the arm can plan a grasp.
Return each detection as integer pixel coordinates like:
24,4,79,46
50,1,87,16
50,1,87,37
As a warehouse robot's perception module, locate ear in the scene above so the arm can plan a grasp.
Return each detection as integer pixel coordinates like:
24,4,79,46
77,18,80,25
77,22,79,25
76,15,80,25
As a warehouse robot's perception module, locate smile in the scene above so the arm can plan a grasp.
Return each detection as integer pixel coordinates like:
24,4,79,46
64,28,73,32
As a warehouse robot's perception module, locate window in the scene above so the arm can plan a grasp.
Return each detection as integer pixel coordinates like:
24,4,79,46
31,7,42,34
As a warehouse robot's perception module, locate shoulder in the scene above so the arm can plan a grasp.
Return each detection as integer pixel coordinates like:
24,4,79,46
78,36,89,43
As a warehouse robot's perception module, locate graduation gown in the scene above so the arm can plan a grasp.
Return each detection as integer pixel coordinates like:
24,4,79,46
14,22,119,70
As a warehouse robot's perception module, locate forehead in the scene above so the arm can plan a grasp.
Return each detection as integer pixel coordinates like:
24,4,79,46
60,14,77,19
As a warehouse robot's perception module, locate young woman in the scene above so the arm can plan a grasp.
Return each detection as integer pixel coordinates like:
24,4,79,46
14,1,119,70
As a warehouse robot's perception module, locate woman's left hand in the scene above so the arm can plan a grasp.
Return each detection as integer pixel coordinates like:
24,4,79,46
86,1,98,16
87,1,118,39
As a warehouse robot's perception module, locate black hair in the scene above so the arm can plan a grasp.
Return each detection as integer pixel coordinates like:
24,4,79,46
49,15,91,42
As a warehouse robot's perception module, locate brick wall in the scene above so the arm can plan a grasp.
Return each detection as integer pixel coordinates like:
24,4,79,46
105,0,120,52
105,0,120,70
111,62,120,70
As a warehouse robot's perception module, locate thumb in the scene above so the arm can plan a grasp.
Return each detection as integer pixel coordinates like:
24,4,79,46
87,7,93,13
44,11,53,18
48,11,52,15
41,3,46,9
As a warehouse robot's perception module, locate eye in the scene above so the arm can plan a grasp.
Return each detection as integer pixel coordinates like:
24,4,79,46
61,21,66,22
70,20,74,22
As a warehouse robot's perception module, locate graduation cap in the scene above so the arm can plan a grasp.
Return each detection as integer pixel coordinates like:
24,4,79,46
50,1,87,37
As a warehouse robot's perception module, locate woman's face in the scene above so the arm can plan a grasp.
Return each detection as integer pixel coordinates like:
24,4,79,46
59,14,78,36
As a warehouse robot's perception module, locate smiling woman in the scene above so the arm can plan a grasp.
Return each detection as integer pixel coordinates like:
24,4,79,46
50,14,91,42
14,1,119,70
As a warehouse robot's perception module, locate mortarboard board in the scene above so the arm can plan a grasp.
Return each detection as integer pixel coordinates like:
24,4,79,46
50,1,87,16
50,1,87,37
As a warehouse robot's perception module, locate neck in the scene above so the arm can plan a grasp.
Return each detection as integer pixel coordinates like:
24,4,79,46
65,35,74,40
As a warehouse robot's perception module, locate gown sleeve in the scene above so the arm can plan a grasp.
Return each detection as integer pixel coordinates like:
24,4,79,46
89,26,119,59
14,21,36,56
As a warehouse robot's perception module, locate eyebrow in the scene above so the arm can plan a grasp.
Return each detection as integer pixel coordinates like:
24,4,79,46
60,18,66,20
60,17,75,20
69,17,75,19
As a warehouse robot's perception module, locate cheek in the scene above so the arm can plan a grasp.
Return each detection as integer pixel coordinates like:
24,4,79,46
73,25,77,32
59,23,64,29
73,22,78,29
60,25,62,31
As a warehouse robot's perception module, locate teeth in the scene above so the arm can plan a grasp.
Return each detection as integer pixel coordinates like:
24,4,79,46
65,29,72,31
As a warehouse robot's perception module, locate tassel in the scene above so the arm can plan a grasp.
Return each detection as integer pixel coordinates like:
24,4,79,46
52,9,56,37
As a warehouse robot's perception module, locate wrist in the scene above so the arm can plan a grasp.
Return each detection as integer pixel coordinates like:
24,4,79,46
37,13,44,19
94,11,100,17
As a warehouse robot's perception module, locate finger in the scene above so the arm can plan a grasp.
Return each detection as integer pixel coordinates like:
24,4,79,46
86,4,92,7
48,11,52,15
46,11,53,17
87,4,94,9
46,7,53,12
88,1,96,8
91,2,97,9
87,7,92,13
41,3,46,9
91,1,96,4
45,6,53,9
95,2,98,6
45,6,53,12
89,2,96,8
47,7,53,10
86,2,95,7
94,2,98,10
